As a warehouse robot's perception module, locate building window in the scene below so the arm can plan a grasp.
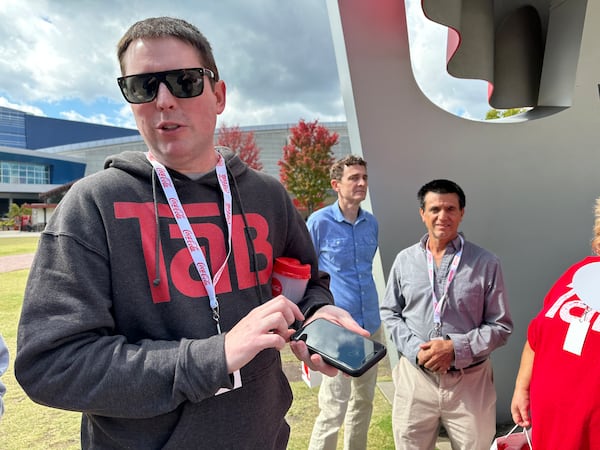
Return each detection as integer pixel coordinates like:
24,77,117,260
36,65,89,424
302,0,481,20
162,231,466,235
0,161,49,184
0,108,26,148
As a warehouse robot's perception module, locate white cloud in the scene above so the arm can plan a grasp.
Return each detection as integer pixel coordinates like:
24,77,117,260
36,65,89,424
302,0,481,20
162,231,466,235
0,0,344,127
0,0,490,127
404,0,490,120
59,110,113,127
0,96,45,116
116,105,137,130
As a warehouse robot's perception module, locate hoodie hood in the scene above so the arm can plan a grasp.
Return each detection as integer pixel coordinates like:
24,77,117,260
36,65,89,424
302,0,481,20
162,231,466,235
103,147,248,184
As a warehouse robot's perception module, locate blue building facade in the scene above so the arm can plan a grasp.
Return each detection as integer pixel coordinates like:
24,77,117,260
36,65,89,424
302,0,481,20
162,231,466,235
0,106,139,149
0,106,140,215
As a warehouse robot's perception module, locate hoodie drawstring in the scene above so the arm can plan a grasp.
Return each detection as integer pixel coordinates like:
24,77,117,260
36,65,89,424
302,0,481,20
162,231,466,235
227,165,265,304
151,168,162,286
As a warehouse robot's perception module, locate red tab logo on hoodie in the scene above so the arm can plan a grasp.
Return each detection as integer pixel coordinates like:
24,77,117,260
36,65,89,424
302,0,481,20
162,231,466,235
114,202,272,303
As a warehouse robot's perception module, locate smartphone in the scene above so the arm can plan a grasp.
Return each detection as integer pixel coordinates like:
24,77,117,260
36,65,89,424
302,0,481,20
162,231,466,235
291,318,387,377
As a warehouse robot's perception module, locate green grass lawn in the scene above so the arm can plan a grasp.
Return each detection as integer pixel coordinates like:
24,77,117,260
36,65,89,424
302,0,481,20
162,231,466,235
286,377,395,450
0,269,81,448
0,237,396,449
0,237,40,257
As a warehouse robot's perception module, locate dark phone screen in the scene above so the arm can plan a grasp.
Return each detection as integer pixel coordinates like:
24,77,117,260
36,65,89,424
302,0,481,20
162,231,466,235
292,319,385,373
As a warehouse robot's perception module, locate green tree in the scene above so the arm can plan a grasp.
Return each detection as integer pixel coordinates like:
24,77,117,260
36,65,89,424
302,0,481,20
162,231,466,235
278,119,339,215
485,108,529,120
8,202,31,230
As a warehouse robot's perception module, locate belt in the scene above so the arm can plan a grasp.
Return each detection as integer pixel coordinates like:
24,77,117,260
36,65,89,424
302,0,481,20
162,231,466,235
448,358,487,372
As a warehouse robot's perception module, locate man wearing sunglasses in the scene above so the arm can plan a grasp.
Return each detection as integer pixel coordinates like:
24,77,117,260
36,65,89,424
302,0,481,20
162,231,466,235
15,16,365,449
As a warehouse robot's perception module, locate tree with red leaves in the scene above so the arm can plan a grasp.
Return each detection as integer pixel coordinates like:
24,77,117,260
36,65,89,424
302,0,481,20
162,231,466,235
216,124,263,171
278,119,339,215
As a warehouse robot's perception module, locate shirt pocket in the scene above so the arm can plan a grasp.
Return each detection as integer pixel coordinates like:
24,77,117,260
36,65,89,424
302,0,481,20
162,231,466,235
452,284,485,319
354,233,378,262
321,237,352,272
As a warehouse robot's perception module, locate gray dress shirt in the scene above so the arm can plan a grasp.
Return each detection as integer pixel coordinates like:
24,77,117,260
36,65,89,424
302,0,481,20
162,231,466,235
380,234,513,369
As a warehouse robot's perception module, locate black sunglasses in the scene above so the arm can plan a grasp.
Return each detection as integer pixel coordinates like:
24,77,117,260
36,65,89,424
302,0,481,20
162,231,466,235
117,67,216,104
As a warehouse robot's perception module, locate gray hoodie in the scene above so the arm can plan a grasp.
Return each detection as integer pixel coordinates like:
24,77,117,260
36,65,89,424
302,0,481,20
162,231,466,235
15,149,333,449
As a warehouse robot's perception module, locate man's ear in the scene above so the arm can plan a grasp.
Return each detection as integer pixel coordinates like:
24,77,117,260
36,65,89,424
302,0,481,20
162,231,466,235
214,80,226,114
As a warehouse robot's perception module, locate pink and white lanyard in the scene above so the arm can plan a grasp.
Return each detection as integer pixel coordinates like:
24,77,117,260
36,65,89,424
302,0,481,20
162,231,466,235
426,235,464,338
147,152,232,334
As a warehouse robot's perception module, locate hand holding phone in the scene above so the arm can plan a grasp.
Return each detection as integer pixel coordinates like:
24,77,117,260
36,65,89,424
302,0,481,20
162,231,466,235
291,318,386,377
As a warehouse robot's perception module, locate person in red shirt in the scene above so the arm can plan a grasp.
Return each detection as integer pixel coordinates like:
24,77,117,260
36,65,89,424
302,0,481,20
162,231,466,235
511,197,600,449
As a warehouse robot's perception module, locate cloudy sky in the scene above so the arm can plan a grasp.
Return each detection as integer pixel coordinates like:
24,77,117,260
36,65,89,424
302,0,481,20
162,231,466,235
0,0,490,131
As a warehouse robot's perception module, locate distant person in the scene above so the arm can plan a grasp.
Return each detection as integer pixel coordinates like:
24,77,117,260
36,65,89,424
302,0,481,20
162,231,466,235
306,155,382,450
15,16,366,449
0,334,8,417
511,197,600,449
380,179,513,450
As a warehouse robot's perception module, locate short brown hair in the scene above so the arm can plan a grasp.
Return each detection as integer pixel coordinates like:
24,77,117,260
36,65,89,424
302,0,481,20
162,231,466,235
330,155,367,181
116,17,219,83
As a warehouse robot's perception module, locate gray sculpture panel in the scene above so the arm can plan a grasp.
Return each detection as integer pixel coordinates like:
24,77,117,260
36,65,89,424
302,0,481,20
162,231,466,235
328,0,599,423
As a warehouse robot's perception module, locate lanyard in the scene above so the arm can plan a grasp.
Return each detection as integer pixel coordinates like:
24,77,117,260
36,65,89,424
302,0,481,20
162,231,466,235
147,152,232,334
426,235,464,337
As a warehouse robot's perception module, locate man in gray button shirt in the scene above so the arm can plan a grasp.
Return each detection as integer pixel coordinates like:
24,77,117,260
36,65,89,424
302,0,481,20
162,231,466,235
380,179,513,450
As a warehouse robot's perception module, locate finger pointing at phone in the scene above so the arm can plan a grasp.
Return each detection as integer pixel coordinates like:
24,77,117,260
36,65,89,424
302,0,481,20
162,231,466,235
224,296,304,373
304,304,370,337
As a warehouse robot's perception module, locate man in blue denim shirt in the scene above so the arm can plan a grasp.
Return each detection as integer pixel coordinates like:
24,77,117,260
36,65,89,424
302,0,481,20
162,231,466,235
306,155,382,450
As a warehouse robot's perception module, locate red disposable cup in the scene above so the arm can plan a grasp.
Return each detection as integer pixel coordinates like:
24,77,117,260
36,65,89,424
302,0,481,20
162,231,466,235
271,257,311,303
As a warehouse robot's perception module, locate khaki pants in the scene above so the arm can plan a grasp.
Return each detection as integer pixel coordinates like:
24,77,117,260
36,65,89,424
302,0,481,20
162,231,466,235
392,355,496,450
308,327,383,450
